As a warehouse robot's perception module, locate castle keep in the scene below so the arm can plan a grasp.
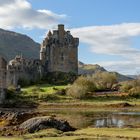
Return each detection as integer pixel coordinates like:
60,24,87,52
40,24,79,74
0,24,79,103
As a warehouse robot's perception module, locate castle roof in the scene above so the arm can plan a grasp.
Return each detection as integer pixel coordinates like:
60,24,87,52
47,30,52,37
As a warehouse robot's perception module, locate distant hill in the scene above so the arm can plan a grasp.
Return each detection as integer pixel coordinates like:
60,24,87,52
78,61,133,82
78,61,107,75
127,75,137,79
0,28,40,60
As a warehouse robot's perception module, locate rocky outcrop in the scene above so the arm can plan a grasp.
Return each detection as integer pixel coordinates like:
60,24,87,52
19,116,76,133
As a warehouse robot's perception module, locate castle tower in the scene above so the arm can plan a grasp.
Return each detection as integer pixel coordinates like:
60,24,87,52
40,24,79,74
58,24,64,43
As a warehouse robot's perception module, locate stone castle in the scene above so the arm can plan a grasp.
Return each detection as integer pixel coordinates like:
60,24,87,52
40,24,79,74
0,24,79,103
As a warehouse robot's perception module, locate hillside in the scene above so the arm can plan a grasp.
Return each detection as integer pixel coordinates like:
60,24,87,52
0,28,40,60
78,61,133,82
78,61,107,75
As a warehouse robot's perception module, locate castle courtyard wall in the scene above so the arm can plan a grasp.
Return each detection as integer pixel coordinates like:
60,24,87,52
0,57,7,104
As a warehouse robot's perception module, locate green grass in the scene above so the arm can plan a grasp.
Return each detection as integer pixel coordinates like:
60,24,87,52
6,83,140,110
22,84,67,94
0,138,23,140
74,128,140,138
0,128,139,140
20,84,69,102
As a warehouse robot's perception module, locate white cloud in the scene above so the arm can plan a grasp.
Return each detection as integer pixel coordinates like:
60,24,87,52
0,0,66,29
71,23,140,56
71,23,140,74
96,60,140,75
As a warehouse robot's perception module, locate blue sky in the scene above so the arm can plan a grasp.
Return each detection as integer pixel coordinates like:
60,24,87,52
0,0,140,75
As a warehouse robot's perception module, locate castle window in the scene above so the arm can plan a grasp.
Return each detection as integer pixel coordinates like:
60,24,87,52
61,53,64,61
57,40,59,44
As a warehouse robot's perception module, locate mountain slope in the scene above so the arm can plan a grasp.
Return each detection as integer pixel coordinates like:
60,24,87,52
78,62,133,82
0,28,40,60
78,61,107,75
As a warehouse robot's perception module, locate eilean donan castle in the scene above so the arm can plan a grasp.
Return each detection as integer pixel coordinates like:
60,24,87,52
0,24,79,103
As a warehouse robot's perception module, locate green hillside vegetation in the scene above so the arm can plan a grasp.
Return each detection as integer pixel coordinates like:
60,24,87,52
78,61,133,82
0,28,40,60
78,61,106,75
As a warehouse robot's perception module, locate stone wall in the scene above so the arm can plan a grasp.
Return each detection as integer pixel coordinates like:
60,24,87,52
7,56,43,87
0,57,7,104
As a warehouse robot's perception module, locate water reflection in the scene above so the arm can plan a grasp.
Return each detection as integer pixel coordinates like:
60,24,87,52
95,117,125,128
94,112,140,128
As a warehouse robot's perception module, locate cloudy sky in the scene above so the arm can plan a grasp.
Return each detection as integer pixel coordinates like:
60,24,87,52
0,0,140,75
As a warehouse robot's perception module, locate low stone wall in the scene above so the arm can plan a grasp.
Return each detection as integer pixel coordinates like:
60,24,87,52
0,88,6,104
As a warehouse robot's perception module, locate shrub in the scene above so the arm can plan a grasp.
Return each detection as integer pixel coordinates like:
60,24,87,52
54,89,66,96
74,76,97,92
67,84,88,99
92,72,118,91
38,94,59,101
18,77,31,87
119,79,140,97
67,73,118,99
128,86,140,97
67,76,97,99
42,72,77,85
119,82,133,92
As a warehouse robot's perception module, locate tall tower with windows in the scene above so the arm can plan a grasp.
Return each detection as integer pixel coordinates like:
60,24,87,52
40,24,79,74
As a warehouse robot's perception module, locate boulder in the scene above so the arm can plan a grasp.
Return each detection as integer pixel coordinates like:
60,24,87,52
19,116,76,133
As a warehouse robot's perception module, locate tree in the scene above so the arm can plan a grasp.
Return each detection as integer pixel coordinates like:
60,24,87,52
92,72,118,90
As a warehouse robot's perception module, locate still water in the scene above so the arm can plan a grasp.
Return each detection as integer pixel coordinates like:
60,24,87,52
44,110,140,128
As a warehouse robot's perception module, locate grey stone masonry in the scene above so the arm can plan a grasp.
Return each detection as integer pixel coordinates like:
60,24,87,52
40,24,79,74
0,57,7,103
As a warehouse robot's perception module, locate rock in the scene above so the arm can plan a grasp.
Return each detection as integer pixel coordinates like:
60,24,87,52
108,102,133,108
19,116,76,133
0,111,38,126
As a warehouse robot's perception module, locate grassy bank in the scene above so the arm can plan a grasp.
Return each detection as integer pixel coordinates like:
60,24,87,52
0,128,140,140
5,84,140,111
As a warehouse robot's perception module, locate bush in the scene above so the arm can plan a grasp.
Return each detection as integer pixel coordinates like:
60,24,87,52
42,72,77,85
67,76,97,99
119,82,133,92
38,94,59,101
54,89,66,96
119,79,140,97
67,84,88,99
128,86,140,97
18,77,31,87
92,72,118,91
74,76,97,92
67,73,118,99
